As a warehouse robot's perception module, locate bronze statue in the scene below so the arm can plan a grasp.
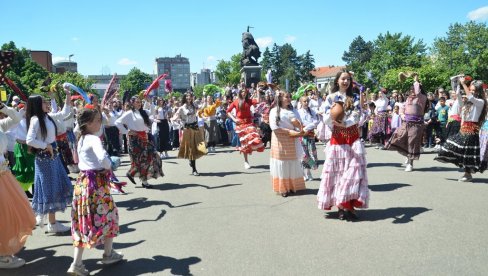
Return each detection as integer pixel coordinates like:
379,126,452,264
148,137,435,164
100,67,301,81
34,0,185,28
241,31,261,67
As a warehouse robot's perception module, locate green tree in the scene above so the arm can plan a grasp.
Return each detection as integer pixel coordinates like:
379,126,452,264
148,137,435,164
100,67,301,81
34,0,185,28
214,54,242,86
20,59,49,92
193,84,205,99
380,64,450,94
342,36,373,85
298,50,315,83
431,21,488,80
119,67,152,98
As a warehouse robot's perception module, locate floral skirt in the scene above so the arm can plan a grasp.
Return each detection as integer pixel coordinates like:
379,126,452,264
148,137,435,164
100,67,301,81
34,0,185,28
12,143,35,191
57,133,75,166
0,169,35,255
301,136,318,169
368,111,388,142
235,123,265,154
128,133,164,181
317,139,369,210
71,170,119,248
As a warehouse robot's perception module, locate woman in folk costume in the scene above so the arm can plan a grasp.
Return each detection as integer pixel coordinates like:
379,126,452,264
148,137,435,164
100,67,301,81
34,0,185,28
198,94,222,153
435,77,487,182
386,73,428,172
0,127,36,269
227,83,265,169
26,94,73,233
269,91,306,197
368,88,389,149
68,108,122,276
317,70,369,220
445,77,464,139
297,96,319,181
154,98,172,158
115,96,163,188
172,92,206,176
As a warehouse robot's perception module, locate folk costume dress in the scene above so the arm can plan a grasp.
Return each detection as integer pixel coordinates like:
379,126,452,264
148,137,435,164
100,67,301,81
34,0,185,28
26,115,73,216
435,94,487,173
445,79,463,138
155,105,172,153
317,92,369,211
386,82,427,160
226,98,265,154
269,107,306,194
368,93,389,144
175,103,206,160
71,134,119,248
0,120,36,257
198,99,222,149
297,107,319,170
115,109,163,182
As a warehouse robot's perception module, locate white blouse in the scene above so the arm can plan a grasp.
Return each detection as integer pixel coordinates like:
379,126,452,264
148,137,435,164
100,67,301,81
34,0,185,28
176,104,198,124
297,108,319,131
322,91,361,128
115,109,151,134
26,116,56,149
462,94,486,122
269,108,296,131
77,134,112,171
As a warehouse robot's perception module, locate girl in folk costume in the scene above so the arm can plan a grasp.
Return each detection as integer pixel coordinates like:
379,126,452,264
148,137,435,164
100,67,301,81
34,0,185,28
67,108,123,276
115,96,163,188
435,78,487,182
368,88,389,149
386,74,428,172
172,92,206,176
317,71,369,220
198,95,222,153
0,103,36,270
269,91,307,197
154,98,172,158
445,77,464,138
26,94,73,233
227,83,265,169
297,96,319,181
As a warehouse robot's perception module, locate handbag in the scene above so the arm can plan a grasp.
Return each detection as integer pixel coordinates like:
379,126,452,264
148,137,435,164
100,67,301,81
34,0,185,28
197,141,207,155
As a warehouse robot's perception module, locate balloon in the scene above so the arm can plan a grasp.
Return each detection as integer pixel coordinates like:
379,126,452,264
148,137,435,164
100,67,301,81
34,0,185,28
63,82,91,104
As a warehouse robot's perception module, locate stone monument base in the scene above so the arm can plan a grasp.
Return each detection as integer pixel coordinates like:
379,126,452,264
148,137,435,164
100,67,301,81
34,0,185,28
240,66,262,88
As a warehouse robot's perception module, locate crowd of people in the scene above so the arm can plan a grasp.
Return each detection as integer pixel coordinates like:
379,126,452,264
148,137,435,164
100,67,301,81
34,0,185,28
0,71,487,274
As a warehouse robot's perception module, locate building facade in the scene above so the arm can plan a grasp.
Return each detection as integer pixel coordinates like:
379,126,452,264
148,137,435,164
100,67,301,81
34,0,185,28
30,51,53,72
310,65,346,93
155,55,191,94
87,74,123,98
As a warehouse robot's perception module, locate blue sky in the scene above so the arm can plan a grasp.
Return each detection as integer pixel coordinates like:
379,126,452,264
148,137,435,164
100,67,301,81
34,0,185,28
3,1,488,76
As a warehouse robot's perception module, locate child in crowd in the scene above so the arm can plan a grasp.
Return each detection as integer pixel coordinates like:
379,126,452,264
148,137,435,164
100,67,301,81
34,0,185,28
435,97,449,147
390,105,402,136
68,108,123,275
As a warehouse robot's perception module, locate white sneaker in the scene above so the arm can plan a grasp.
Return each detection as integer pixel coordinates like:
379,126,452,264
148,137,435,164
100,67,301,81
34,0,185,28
0,255,26,269
46,222,70,233
36,214,45,228
244,162,251,169
67,262,89,276
405,164,413,172
420,148,424,153
102,250,124,265
401,158,409,167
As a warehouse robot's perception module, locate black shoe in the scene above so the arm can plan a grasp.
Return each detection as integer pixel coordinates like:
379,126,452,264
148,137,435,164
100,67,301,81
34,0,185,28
281,192,288,197
126,173,136,184
338,209,346,220
142,183,153,189
25,191,33,198
347,210,359,220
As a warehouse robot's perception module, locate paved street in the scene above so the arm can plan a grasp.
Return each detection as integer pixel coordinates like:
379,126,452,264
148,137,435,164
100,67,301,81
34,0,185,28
7,144,488,276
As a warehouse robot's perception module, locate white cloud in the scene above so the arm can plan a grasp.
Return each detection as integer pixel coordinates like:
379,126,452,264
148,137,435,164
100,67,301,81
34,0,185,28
71,37,79,42
52,56,66,63
285,35,296,43
467,6,488,20
118,58,137,66
207,56,216,62
255,37,273,48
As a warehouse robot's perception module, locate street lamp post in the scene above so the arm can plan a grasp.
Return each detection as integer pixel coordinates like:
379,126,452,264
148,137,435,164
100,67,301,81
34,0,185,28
68,54,74,72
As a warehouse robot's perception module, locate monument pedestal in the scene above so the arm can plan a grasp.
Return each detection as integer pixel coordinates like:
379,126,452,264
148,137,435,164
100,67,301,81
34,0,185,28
240,65,262,88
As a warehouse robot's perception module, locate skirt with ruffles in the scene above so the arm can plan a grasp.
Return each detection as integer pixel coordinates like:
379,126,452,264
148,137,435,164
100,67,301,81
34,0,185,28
11,143,35,191
128,132,164,181
270,129,306,193
0,169,36,255
31,146,73,215
235,123,265,154
71,170,119,248
317,139,369,210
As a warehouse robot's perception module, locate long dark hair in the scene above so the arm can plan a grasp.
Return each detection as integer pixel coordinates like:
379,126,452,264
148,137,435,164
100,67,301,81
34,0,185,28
238,88,249,111
26,95,57,140
332,70,355,112
130,96,151,128
464,80,487,126
274,91,291,127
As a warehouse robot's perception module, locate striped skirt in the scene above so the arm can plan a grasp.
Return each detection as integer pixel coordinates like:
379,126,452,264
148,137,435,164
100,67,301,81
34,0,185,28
235,122,265,154
270,129,306,194
317,138,369,210
71,170,119,248
31,146,73,215
435,122,485,173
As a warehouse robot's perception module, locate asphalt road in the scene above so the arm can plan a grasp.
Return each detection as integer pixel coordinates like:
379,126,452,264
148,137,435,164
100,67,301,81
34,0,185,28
6,144,488,276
